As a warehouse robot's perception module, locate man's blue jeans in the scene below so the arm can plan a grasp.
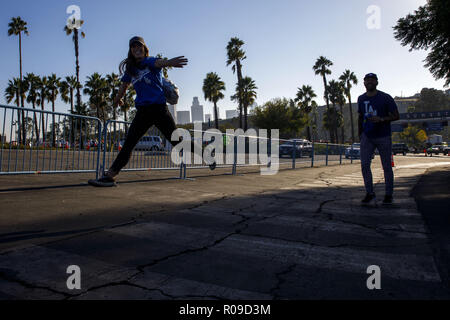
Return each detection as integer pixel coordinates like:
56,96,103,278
360,133,394,196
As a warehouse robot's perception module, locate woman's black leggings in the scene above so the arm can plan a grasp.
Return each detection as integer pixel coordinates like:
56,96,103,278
110,104,180,173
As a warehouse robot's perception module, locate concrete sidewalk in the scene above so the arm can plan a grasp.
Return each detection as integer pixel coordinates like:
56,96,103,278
0,156,449,299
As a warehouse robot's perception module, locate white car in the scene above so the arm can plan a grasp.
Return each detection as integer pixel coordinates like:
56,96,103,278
279,139,313,158
345,143,361,159
124,135,163,151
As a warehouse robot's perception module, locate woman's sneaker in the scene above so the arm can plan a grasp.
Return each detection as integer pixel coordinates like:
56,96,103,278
88,173,116,187
382,195,394,205
361,193,376,206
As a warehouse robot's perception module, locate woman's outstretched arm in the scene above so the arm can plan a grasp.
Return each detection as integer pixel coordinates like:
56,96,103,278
154,56,188,69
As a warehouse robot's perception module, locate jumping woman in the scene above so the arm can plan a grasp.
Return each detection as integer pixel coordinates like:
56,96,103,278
89,36,213,187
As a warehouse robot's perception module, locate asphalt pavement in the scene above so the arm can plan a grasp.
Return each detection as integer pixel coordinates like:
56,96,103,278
0,155,449,299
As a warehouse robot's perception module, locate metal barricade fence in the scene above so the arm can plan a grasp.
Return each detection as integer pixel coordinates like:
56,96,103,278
0,104,102,177
0,104,358,179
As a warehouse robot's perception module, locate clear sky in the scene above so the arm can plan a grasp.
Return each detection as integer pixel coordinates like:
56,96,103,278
1,0,446,119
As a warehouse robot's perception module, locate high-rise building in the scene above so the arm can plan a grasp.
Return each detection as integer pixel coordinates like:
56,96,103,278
226,110,238,119
177,111,190,124
167,104,177,123
191,97,204,123
204,114,211,123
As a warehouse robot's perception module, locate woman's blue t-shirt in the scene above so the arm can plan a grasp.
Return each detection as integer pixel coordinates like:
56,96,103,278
120,57,166,106
357,90,398,139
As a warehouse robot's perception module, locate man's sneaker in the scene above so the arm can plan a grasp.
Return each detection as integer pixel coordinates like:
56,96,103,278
361,193,376,206
382,195,393,205
209,161,216,171
88,174,116,187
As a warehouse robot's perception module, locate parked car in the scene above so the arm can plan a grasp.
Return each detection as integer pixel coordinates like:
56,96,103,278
436,142,448,154
392,143,408,156
122,135,163,151
279,139,312,158
345,143,361,159
444,145,450,156
426,145,441,156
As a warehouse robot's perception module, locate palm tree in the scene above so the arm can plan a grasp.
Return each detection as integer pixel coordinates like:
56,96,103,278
226,37,246,129
310,101,319,141
231,76,257,131
327,80,346,143
4,78,27,143
60,76,80,144
120,87,136,133
59,76,80,114
339,70,358,143
322,107,343,144
36,76,49,142
64,19,85,111
336,83,347,144
106,73,121,136
295,85,317,141
313,56,333,140
5,78,21,122
84,73,110,123
46,74,61,146
24,73,40,139
203,72,226,129
8,17,29,143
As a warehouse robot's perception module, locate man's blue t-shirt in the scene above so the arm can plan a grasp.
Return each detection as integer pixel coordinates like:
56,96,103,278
120,57,166,107
357,90,398,138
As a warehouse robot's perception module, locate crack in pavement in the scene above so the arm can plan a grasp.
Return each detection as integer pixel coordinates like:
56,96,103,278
65,279,227,300
316,199,336,214
0,269,71,298
269,263,297,300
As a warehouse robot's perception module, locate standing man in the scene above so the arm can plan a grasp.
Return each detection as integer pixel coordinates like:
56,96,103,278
358,73,400,205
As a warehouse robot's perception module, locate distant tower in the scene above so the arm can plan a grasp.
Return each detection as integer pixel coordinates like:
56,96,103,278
176,111,190,124
167,104,177,124
204,114,212,123
191,97,204,123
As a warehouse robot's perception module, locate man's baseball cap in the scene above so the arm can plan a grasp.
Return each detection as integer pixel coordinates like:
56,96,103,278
364,73,378,80
129,36,146,47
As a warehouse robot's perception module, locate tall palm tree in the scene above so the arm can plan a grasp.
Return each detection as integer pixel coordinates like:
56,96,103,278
60,76,80,144
64,19,85,111
313,56,333,141
59,76,80,114
4,78,27,143
106,73,121,132
8,17,29,143
327,80,346,143
310,101,319,141
36,76,49,142
336,83,347,144
231,76,257,131
203,72,226,129
226,37,246,129
5,79,21,121
84,73,110,123
46,74,61,146
339,70,358,143
295,85,317,142
24,73,40,139
322,107,343,144
120,87,136,133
